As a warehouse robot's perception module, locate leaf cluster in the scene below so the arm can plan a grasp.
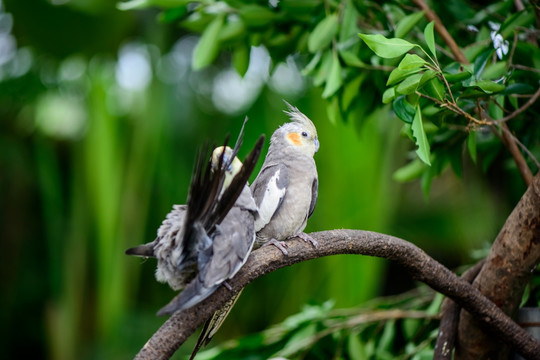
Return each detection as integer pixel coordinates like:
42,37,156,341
193,288,442,360
118,0,539,197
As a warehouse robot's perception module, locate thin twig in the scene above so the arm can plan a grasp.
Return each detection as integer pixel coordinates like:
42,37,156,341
497,123,540,170
495,86,540,123
512,64,540,73
508,32,519,71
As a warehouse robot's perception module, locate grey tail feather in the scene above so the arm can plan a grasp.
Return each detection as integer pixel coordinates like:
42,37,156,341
125,243,155,257
157,278,218,316
189,290,244,360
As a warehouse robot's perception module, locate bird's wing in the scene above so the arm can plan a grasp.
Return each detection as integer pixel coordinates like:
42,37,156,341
251,163,289,232
158,205,255,315
308,177,318,219
158,136,264,314
189,291,243,360
203,205,255,286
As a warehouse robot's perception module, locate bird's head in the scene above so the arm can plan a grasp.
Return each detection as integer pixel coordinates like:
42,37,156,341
211,146,243,190
273,102,319,157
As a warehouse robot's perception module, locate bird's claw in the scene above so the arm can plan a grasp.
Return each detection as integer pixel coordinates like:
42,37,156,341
262,238,289,256
222,281,233,291
290,232,318,247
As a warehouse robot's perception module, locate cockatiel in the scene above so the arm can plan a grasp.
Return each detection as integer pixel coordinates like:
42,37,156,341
126,128,264,315
190,102,320,359
251,101,319,252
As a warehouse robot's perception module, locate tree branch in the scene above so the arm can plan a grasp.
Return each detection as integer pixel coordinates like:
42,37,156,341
496,86,540,124
134,230,540,360
411,0,469,64
499,123,534,186
434,260,485,360
457,171,540,359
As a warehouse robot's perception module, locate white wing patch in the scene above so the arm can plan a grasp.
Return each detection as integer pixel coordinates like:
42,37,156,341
254,168,286,232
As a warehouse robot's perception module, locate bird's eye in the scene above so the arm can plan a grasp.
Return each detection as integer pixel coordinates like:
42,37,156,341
301,131,308,137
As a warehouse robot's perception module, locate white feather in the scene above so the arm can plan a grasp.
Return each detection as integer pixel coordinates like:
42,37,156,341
254,168,286,232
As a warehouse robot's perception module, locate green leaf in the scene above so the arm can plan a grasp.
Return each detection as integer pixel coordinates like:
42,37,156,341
340,0,359,42
313,50,333,87
339,50,366,67
481,61,507,80
502,83,534,95
348,334,365,360
117,0,190,10
468,131,477,164
424,21,437,59
395,11,425,38
302,51,322,76
218,19,246,42
358,33,417,58
159,7,188,23
396,72,423,95
398,53,427,70
421,164,434,198
443,71,472,82
387,67,422,86
322,52,342,98
403,318,421,340
342,74,365,110
377,320,396,353
192,15,224,70
326,96,342,124
308,14,339,53
280,0,322,12
473,49,493,78
279,323,317,357
475,80,505,93
382,87,395,104
412,104,431,165
238,4,276,27
418,70,436,88
393,158,425,182
500,10,535,38
423,77,445,101
233,43,250,77
393,95,415,123
488,95,504,119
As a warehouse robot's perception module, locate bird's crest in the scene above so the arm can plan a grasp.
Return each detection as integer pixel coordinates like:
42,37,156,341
283,100,317,136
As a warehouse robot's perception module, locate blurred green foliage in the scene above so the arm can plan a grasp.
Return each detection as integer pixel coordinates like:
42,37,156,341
1,0,538,359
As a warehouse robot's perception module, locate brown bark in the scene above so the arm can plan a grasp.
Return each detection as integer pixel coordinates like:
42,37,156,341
434,260,485,360
133,230,540,360
456,172,540,359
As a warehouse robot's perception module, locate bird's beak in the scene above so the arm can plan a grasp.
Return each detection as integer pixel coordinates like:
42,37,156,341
222,154,232,171
314,137,320,153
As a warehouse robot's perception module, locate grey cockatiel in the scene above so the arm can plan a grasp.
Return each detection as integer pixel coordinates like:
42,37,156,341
251,101,319,252
190,102,320,359
126,131,264,315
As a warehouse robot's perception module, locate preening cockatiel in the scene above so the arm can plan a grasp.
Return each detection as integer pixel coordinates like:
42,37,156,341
190,102,320,359
126,129,264,315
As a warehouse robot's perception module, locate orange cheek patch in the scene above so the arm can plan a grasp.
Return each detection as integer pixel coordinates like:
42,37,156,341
287,132,302,146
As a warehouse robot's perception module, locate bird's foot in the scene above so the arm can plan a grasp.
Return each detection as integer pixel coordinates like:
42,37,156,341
222,281,233,291
289,232,318,247
261,238,289,256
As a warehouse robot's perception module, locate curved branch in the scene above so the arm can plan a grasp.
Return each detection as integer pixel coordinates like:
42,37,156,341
134,230,540,360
